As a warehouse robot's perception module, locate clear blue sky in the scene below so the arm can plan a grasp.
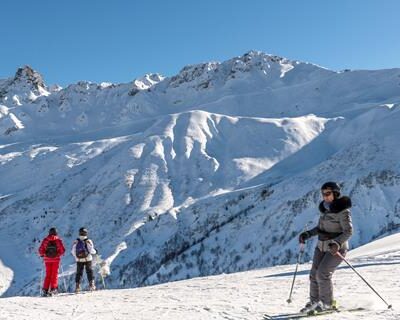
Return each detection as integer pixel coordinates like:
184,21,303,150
1,0,399,86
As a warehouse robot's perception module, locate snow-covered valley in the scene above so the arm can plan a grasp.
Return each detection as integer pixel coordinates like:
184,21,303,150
1,50,400,298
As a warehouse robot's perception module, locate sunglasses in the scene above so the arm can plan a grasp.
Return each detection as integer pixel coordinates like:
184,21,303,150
322,191,333,197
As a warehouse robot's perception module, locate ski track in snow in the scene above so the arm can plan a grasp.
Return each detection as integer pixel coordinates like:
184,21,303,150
1,236,400,320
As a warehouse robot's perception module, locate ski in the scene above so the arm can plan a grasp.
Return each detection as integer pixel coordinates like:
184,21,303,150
263,307,365,320
55,291,93,297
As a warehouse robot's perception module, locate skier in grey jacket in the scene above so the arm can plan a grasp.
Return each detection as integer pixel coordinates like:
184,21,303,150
299,182,353,314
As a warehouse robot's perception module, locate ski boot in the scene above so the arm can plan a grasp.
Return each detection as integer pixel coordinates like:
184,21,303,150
307,301,336,315
41,289,49,297
89,280,96,291
50,288,58,296
75,282,81,293
300,301,317,313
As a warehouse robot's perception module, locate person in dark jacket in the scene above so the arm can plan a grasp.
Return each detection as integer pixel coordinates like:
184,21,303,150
38,227,66,296
298,182,353,314
71,227,97,293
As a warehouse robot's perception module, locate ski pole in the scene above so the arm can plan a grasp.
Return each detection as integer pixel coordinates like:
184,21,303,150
336,252,392,309
95,255,106,289
39,262,44,296
100,272,106,289
287,243,305,303
60,264,68,293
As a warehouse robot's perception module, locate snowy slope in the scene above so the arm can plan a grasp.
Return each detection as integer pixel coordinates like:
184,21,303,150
1,51,400,297
0,232,399,320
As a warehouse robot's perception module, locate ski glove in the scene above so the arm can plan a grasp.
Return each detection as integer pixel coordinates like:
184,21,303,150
298,231,311,244
328,241,340,255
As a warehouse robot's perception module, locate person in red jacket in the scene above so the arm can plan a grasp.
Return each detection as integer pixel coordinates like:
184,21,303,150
38,227,66,296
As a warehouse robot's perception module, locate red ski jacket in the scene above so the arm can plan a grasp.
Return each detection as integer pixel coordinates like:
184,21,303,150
38,235,66,262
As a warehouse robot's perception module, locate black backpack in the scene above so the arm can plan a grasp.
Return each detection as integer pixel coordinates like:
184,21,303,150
45,240,58,258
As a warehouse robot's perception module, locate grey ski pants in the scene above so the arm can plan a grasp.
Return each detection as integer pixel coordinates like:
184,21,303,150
309,247,345,305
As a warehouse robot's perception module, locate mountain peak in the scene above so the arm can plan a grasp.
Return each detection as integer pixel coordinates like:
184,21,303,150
13,65,46,90
229,50,296,70
169,61,219,89
128,73,165,96
235,50,329,72
135,73,165,89
165,51,298,90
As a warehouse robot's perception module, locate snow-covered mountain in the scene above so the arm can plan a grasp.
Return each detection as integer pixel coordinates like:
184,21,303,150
1,50,400,297
1,231,399,319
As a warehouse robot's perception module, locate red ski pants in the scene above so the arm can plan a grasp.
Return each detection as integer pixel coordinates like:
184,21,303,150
43,260,60,290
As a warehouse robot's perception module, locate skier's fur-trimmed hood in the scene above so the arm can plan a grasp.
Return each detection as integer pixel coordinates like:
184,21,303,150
319,196,352,213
